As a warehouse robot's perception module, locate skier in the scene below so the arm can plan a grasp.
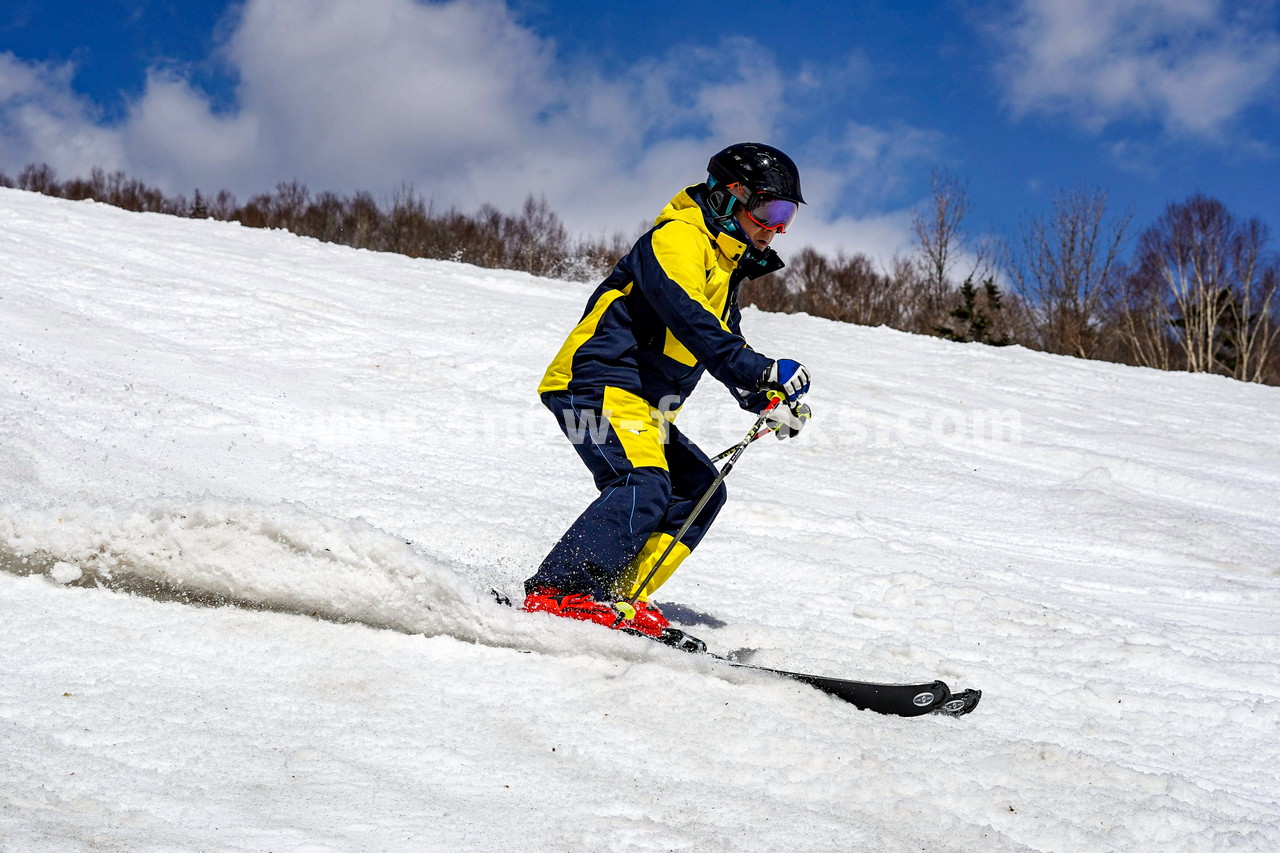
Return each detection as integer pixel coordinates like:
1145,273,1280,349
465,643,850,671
523,142,813,639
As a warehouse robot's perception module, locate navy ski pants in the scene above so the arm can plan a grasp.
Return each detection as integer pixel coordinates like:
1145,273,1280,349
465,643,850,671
525,388,726,600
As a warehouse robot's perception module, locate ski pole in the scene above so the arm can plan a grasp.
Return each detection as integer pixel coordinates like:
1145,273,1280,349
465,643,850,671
710,422,774,463
626,395,783,608
709,394,808,462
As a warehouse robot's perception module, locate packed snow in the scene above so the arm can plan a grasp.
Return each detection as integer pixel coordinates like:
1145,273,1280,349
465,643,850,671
2,188,1279,852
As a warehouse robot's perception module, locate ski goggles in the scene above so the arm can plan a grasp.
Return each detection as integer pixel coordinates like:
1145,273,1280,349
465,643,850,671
725,183,799,233
743,196,799,233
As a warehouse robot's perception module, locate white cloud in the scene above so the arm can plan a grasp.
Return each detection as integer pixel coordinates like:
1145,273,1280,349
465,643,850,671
0,0,939,263
789,208,918,268
990,0,1280,138
0,53,124,173
226,0,556,186
785,121,945,262
120,70,260,189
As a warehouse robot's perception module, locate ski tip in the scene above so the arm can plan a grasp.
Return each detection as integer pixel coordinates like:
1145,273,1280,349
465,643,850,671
933,688,982,717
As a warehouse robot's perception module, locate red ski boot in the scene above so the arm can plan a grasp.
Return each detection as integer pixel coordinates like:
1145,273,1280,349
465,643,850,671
522,588,664,638
628,599,671,636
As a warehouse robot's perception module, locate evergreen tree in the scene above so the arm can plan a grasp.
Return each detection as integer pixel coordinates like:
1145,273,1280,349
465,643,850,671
935,276,1012,345
190,190,209,219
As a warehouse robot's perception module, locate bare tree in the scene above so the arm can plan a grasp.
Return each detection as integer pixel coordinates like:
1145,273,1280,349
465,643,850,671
739,265,795,314
915,171,967,290
208,190,238,221
384,185,430,257
1108,260,1178,372
780,247,897,327
17,163,59,195
1127,195,1279,382
1232,218,1280,383
269,180,310,229
1010,186,1131,358
910,170,996,335
294,191,344,242
505,195,572,278
342,192,384,250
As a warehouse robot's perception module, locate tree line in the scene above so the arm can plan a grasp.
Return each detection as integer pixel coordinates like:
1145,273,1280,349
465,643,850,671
4,162,1277,385
746,172,1279,386
1,163,626,282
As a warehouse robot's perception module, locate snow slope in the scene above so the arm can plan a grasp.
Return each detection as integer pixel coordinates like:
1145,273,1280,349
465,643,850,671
3,188,1279,852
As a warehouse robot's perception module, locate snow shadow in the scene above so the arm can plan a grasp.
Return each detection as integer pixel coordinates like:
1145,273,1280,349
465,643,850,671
659,602,728,629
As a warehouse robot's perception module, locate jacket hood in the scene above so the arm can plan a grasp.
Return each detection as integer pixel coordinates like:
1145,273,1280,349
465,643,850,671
655,184,784,279
655,184,750,265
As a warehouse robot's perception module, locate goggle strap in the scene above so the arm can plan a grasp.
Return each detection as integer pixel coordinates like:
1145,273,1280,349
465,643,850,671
725,182,754,207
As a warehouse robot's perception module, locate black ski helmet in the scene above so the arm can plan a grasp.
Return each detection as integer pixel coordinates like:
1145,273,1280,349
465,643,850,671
707,142,804,204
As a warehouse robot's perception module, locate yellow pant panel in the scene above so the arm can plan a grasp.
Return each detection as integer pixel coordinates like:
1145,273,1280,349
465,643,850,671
615,532,691,601
602,385,668,471
599,388,694,601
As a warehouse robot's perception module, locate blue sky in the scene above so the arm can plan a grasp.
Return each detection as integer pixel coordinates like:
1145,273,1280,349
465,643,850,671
2,0,1278,265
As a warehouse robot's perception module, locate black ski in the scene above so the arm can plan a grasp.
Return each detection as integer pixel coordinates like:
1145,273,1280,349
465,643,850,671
727,663,980,717
493,591,981,717
654,627,982,718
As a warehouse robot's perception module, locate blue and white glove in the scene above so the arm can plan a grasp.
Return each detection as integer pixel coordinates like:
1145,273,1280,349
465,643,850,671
766,402,812,440
760,359,811,402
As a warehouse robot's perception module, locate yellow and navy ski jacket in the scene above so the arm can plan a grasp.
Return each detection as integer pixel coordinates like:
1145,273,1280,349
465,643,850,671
539,185,782,412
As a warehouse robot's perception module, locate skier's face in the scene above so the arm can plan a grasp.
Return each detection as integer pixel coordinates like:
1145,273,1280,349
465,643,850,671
734,208,777,250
